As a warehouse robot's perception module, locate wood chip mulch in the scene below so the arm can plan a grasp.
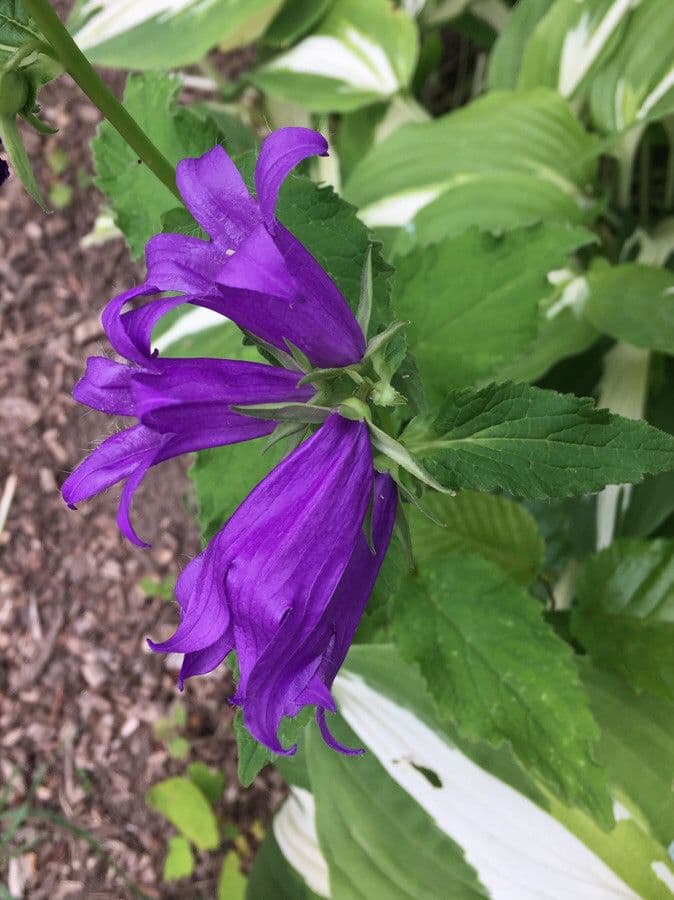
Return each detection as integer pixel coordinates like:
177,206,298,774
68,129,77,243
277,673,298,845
0,63,283,900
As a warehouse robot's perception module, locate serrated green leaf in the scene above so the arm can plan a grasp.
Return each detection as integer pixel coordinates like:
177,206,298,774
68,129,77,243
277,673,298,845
402,381,674,499
218,851,247,900
0,2,40,59
146,776,220,851
70,0,283,69
251,0,418,112
391,223,595,399
572,539,674,700
392,554,613,825
306,718,488,899
187,763,225,807
344,89,598,240
409,491,545,584
589,0,674,132
163,835,194,882
92,72,220,258
584,263,674,354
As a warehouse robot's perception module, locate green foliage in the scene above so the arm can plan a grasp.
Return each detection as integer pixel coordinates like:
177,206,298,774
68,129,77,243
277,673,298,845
409,490,544,584
187,763,226,807
163,835,194,881
585,263,674,354
218,851,247,900
344,89,598,241
391,223,594,398
92,73,221,258
306,719,488,899
572,539,674,700
402,381,674,499
251,0,418,112
392,554,613,824
263,0,334,47
145,776,220,851
234,707,312,787
69,0,284,70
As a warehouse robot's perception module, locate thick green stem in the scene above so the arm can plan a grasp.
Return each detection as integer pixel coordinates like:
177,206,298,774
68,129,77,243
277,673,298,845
21,0,180,201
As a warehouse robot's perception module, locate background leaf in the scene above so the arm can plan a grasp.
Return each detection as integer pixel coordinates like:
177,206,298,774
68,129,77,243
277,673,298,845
251,0,418,112
145,777,220,851
572,539,674,700
218,851,247,900
163,835,194,882
343,89,598,241
72,0,283,69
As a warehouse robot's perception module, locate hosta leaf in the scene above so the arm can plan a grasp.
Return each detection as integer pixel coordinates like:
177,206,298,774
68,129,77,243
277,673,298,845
263,0,334,47
584,263,674,355
572,539,674,700
92,73,220,258
71,0,283,69
589,0,674,132
247,823,322,899
391,554,613,825
163,835,194,882
516,0,632,99
409,490,544,584
251,0,418,112
402,381,674,499
344,89,598,239
331,646,673,899
146,776,219,851
306,719,488,899
488,0,554,89
391,223,595,398
582,664,674,851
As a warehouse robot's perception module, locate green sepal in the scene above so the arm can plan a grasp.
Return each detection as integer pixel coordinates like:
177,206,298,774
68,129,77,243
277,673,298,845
356,243,374,338
20,108,57,134
0,112,47,209
231,401,331,424
367,420,455,495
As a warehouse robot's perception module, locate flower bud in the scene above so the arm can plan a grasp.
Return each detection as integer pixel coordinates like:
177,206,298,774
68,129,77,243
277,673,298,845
0,70,29,116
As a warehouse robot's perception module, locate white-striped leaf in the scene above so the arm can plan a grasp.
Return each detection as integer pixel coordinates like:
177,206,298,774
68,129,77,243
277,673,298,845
343,89,598,241
71,0,283,69
250,0,419,113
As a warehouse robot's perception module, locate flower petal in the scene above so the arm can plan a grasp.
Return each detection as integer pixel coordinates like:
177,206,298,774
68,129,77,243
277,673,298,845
179,632,234,689
255,127,328,228
73,357,136,416
132,357,312,433
176,144,259,246
145,232,229,295
217,223,297,301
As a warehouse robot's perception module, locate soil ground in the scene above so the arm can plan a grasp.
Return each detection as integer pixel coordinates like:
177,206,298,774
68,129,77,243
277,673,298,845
0,28,281,900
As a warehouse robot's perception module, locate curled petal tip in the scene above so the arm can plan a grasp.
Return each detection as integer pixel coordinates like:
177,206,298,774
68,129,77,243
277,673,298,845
317,708,364,756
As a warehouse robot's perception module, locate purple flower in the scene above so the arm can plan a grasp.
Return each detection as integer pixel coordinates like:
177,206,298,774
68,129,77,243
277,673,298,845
62,289,314,546
138,126,365,369
149,414,397,755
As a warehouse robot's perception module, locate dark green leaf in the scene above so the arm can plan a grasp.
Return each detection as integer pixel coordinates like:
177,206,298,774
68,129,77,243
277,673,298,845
145,776,220,850
403,381,674,499
187,763,225,807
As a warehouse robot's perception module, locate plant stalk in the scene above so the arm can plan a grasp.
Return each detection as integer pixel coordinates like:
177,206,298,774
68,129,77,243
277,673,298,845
21,0,180,201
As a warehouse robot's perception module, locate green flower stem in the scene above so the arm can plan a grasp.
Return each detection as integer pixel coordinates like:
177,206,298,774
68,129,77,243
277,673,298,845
21,0,180,201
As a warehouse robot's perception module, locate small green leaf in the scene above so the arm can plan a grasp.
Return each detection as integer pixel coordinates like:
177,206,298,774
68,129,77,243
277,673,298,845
402,381,674,499
409,490,545,584
146,776,220,851
0,113,46,208
188,763,226,807
138,576,176,601
217,851,247,900
163,835,194,882
234,708,312,787
392,554,613,825
572,539,674,700
168,736,190,760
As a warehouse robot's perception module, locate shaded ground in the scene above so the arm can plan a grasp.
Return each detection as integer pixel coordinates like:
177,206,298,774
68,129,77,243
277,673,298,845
0,55,281,900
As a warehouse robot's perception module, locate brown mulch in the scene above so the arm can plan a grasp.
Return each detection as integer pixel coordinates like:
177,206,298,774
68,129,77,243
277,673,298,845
0,40,282,900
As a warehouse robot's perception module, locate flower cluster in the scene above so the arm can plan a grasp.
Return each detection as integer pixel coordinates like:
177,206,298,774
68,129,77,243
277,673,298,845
64,128,398,754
